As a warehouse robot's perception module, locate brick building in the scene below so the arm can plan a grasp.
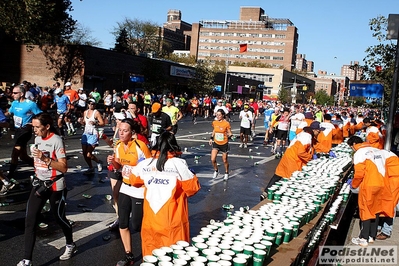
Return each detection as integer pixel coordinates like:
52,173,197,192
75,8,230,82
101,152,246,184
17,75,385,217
189,6,298,70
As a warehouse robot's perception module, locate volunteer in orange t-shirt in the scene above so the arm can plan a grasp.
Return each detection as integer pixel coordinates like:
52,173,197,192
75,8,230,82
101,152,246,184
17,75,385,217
209,109,233,181
129,132,200,256
260,121,324,201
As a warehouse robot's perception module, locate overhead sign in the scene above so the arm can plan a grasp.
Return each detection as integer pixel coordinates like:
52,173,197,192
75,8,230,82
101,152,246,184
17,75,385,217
170,66,195,79
349,83,384,98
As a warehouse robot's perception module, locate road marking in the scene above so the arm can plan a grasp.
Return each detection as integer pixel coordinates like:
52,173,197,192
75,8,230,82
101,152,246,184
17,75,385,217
47,212,116,249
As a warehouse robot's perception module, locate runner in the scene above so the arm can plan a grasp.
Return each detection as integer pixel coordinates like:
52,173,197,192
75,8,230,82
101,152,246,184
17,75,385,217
63,82,79,135
162,98,183,135
209,109,233,181
238,104,253,148
78,99,105,175
190,96,199,124
51,88,70,137
143,91,152,116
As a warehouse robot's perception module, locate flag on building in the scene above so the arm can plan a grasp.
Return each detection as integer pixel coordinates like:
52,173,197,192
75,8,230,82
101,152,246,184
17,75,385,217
375,65,382,72
239,43,248,53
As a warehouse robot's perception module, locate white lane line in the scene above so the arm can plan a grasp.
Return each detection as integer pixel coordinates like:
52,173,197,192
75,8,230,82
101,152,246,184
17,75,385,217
47,212,116,249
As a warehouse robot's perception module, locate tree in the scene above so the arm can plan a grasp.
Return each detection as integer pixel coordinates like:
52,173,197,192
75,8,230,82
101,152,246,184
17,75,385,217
165,53,197,66
315,89,334,106
69,23,101,46
0,0,76,46
112,18,161,56
277,87,290,103
188,61,217,95
114,28,132,54
362,16,396,107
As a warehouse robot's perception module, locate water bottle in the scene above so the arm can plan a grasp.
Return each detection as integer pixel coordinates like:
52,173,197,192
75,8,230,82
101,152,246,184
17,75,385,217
222,204,234,210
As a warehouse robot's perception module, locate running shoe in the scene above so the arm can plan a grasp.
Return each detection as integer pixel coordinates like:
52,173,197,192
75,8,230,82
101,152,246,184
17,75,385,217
116,253,134,266
17,259,32,266
0,182,15,196
368,236,374,243
59,243,77,260
351,237,368,247
212,171,218,179
97,161,103,172
243,144,247,148
239,143,243,148
223,173,229,181
108,219,119,231
83,168,95,175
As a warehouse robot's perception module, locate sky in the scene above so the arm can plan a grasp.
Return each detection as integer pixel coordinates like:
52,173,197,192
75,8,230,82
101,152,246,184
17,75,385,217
70,0,397,75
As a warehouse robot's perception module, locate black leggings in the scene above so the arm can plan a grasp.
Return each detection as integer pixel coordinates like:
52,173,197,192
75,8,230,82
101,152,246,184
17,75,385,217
359,215,379,240
118,192,143,232
24,188,73,260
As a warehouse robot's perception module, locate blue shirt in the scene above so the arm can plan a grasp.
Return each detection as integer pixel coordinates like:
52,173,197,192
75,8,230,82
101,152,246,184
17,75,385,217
264,108,274,128
9,99,42,128
54,94,70,114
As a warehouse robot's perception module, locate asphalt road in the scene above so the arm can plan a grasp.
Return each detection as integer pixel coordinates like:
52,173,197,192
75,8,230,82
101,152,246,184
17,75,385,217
0,114,279,266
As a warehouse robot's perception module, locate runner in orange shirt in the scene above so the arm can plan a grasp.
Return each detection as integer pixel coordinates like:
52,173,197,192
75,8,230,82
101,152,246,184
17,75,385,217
63,82,79,135
209,109,233,181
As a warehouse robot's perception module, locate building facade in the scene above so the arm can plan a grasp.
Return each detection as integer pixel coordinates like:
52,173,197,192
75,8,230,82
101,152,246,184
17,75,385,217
189,7,298,70
341,61,363,80
227,66,315,103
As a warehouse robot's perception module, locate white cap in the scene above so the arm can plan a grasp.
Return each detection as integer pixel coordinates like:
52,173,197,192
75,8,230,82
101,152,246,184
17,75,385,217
65,82,72,86
54,88,62,94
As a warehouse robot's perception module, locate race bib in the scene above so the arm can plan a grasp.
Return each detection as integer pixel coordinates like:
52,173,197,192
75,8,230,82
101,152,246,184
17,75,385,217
14,116,22,128
152,124,162,134
215,133,224,141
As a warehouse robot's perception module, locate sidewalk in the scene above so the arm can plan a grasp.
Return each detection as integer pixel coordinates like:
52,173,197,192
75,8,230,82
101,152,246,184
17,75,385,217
343,213,399,266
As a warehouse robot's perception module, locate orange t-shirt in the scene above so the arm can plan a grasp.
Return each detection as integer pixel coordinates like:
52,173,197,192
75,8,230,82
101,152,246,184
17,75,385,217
64,89,79,109
212,119,231,145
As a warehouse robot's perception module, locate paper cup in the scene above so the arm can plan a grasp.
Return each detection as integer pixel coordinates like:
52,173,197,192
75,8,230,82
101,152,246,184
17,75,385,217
243,245,255,257
290,221,300,238
194,256,208,264
177,240,191,248
190,262,205,266
173,258,188,266
275,228,284,246
202,248,216,257
153,248,167,258
260,240,272,256
252,249,267,266
159,262,173,266
161,246,174,257
140,263,155,266
218,260,232,266
207,254,220,263
143,255,158,264
283,226,293,244
232,257,247,266
158,255,172,262
173,249,187,259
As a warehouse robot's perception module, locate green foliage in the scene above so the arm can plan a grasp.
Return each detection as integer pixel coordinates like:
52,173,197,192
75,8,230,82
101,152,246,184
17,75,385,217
315,89,334,106
164,54,197,66
114,28,133,54
277,87,290,103
188,61,217,95
112,18,162,56
362,16,396,107
0,0,76,45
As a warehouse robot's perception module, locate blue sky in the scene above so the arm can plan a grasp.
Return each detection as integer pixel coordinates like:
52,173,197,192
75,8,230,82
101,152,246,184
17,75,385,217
70,0,397,75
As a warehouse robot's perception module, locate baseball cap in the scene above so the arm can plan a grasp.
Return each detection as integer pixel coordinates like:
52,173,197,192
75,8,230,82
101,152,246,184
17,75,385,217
151,102,162,113
88,99,96,104
217,99,223,103
309,121,325,131
65,82,72,86
244,104,249,109
54,88,62,94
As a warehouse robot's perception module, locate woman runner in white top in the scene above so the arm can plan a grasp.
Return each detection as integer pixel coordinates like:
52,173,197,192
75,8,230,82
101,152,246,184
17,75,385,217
79,99,104,174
